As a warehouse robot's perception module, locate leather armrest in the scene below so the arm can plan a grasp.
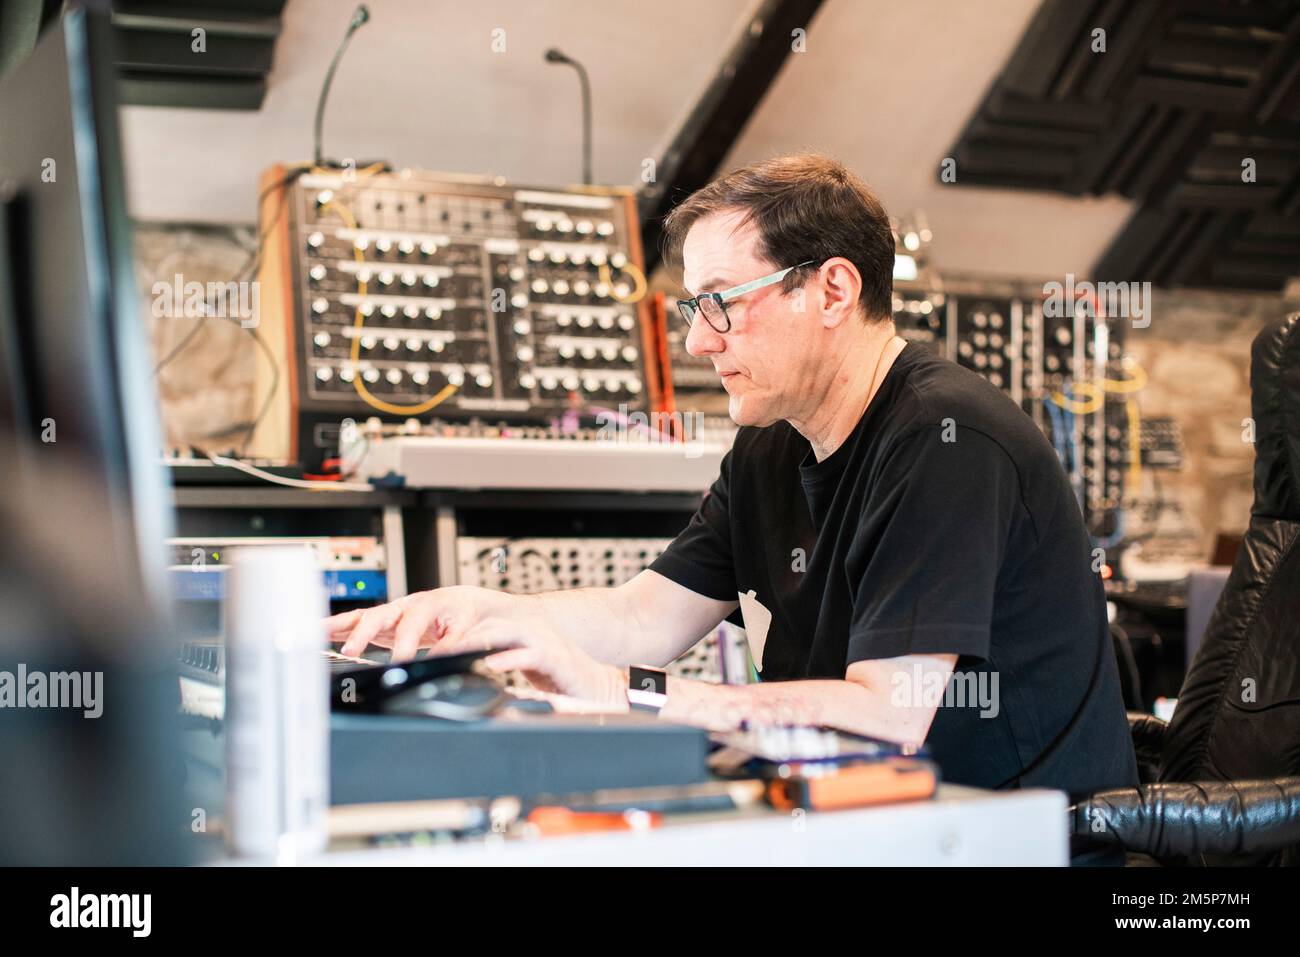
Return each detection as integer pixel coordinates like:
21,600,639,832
1069,777,1300,859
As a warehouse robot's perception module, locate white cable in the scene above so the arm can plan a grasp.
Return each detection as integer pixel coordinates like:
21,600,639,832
207,455,376,492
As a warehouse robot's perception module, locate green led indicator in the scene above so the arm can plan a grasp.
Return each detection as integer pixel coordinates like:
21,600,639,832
212,551,220,561
356,580,366,591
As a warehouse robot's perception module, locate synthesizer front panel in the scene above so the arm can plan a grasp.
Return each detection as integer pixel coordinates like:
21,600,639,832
278,168,659,460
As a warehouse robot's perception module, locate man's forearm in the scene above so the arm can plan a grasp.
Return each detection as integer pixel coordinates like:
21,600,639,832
658,675,934,746
510,586,647,665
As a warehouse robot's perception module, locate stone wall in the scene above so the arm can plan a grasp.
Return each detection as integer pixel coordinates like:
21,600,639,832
1124,288,1299,561
135,222,259,454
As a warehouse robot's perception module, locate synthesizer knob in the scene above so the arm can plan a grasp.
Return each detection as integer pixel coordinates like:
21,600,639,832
610,252,627,269
576,220,593,235
362,367,381,384
989,354,1004,369
536,219,553,232
378,270,395,288
315,190,335,207
532,279,549,294
594,283,611,299
562,374,579,391
582,376,600,392
381,304,397,319
316,366,333,382
425,306,443,320
511,293,529,310
528,248,546,263
989,372,1003,388
621,346,638,362
401,271,417,288
604,377,620,392
972,311,987,328
597,314,614,330
626,379,641,394
339,366,356,383
404,304,420,320
580,344,597,360
590,250,607,267
411,368,430,386
555,220,574,234
989,333,1004,349
353,236,370,252
386,368,403,385
957,341,973,358
427,339,445,353
513,319,531,335
519,372,536,389
973,332,987,348
398,238,415,256
509,266,525,282
406,337,423,352
618,314,635,331
307,231,325,249
475,371,493,388
552,279,570,296
577,314,594,329
360,335,377,351
383,336,400,352
990,312,1004,329
571,251,588,266
573,279,591,296
556,313,572,328
549,249,566,265
541,374,558,390
601,345,619,362
419,240,437,257
313,331,331,348
309,264,328,282
973,353,988,368
919,300,933,315
447,367,465,386
517,346,535,362
1055,327,1072,346
422,274,439,289
614,283,630,299
312,297,329,314
559,344,576,359
596,221,614,236
357,268,374,285
375,237,393,254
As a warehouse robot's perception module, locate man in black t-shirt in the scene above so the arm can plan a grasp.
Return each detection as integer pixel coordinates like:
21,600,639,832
329,154,1139,802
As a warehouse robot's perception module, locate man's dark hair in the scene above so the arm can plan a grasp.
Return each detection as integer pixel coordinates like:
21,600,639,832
661,153,895,323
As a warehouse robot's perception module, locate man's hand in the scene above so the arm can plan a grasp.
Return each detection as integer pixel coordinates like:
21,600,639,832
440,618,627,708
325,585,515,661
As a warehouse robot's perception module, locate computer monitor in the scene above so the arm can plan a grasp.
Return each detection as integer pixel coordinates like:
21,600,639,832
0,3,185,864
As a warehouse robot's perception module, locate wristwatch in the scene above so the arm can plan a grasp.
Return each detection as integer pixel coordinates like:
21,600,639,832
627,665,668,714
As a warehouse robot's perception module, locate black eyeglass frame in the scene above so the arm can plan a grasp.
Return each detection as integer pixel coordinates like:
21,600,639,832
676,259,819,333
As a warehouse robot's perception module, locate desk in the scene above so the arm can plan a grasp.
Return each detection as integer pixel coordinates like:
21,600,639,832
292,785,1067,866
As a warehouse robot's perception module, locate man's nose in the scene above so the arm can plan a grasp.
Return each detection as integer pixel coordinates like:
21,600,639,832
684,316,723,358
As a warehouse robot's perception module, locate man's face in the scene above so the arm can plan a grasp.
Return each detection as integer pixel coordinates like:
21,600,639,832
681,210,818,427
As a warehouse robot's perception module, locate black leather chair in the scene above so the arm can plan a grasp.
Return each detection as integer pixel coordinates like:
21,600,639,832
1070,312,1300,866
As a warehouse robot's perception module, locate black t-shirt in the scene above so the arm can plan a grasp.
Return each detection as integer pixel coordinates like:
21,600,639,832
651,343,1138,799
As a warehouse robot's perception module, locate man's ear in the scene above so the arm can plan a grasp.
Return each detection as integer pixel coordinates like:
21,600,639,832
818,257,862,328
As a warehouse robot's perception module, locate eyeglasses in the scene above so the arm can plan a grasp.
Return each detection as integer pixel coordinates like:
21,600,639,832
677,260,818,333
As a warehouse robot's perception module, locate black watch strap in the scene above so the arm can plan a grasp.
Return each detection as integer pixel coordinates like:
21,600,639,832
627,665,667,714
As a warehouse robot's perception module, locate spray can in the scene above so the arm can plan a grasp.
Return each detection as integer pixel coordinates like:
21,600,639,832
224,546,329,860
